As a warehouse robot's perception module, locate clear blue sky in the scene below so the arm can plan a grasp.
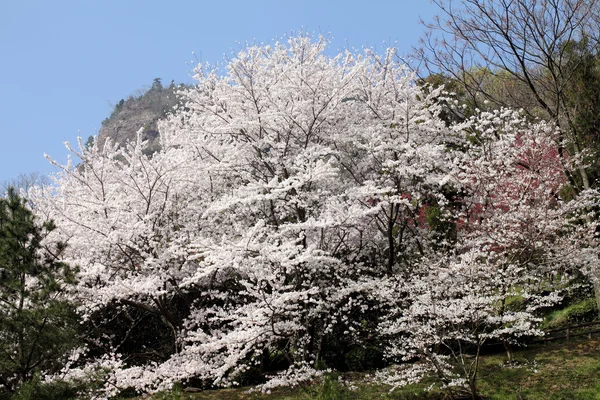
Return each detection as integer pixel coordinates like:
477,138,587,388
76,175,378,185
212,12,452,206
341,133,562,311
0,0,439,184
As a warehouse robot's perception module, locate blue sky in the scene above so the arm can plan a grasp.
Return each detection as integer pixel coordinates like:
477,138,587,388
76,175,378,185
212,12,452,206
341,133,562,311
0,1,439,184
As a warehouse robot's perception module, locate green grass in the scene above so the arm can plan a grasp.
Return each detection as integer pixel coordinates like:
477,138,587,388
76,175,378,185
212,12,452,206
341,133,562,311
137,336,600,400
541,297,598,330
145,374,445,400
477,338,600,399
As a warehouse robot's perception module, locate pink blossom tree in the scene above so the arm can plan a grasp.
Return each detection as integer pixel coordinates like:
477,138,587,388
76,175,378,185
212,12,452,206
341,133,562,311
378,109,598,399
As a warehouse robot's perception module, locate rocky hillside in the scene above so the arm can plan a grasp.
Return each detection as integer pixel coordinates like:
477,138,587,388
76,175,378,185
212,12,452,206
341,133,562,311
96,78,184,152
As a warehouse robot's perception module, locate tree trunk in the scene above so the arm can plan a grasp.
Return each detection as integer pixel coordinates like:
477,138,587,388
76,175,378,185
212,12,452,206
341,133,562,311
593,274,600,319
503,340,513,363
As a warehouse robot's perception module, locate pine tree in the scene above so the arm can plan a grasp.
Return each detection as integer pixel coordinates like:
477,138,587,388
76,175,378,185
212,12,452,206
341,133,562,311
0,188,78,395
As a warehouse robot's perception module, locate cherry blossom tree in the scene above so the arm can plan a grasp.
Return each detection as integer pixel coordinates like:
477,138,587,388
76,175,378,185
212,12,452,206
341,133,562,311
31,35,460,394
31,35,598,397
378,109,599,399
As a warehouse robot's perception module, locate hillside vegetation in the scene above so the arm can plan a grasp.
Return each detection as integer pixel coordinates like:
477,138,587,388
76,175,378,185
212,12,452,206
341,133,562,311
140,337,600,400
25,35,598,400
95,78,184,152
5,1,600,398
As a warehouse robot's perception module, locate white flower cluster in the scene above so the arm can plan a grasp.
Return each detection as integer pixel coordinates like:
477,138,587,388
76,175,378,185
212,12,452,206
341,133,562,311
30,35,599,397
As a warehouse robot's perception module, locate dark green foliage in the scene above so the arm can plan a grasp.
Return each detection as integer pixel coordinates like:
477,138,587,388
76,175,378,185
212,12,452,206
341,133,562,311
319,300,386,372
101,97,126,127
344,345,384,372
2,374,81,400
152,77,163,92
559,36,600,185
84,135,95,150
81,301,177,368
0,188,79,396
418,73,474,125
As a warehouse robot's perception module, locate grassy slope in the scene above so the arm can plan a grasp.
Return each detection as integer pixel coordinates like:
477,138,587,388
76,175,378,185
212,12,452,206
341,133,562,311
478,338,600,399
146,337,600,400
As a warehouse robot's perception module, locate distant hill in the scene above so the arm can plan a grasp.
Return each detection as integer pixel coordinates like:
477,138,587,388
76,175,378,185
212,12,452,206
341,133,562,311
95,78,186,153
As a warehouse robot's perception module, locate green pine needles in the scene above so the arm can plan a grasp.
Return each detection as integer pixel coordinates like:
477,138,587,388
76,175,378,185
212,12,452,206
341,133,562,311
0,188,79,397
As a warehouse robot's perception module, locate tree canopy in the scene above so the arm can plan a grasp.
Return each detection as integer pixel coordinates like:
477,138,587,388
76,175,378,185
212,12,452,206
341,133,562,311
27,35,599,398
